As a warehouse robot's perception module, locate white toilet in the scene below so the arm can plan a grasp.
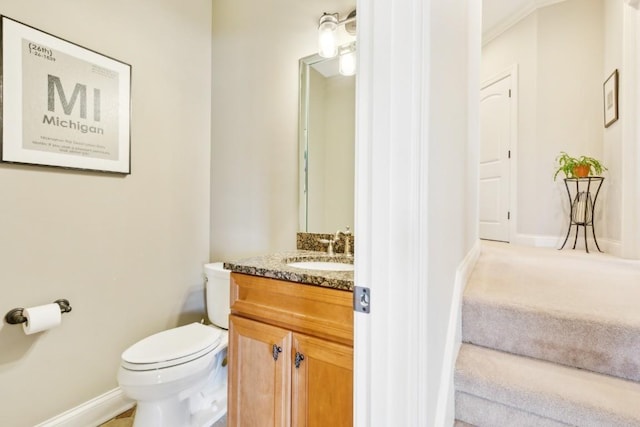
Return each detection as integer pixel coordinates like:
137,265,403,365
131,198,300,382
117,263,230,427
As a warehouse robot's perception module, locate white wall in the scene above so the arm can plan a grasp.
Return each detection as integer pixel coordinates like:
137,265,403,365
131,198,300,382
482,0,605,242
210,0,355,260
603,0,624,244
619,1,640,259
0,1,212,425
428,0,478,423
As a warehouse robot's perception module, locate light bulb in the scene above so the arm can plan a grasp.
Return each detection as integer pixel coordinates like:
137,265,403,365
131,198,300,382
318,14,338,58
339,50,356,76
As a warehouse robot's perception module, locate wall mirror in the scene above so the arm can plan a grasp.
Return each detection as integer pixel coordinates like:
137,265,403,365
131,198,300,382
298,51,355,233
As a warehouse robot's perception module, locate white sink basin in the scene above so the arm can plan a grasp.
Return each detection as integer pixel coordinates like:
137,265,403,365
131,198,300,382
287,261,354,272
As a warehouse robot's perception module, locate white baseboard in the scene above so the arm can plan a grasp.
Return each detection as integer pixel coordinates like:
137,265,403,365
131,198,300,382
512,233,559,248
34,387,134,427
599,238,622,257
434,239,481,427
513,233,622,256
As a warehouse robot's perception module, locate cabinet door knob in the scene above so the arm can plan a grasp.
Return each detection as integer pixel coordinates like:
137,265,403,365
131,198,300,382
272,344,283,361
295,352,305,368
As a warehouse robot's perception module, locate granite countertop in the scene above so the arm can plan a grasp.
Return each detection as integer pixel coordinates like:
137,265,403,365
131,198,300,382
223,250,354,292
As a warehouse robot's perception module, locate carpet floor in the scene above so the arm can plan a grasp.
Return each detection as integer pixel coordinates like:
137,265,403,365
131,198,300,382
455,241,640,426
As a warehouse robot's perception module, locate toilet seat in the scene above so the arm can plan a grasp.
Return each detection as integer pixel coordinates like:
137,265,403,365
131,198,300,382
121,323,223,371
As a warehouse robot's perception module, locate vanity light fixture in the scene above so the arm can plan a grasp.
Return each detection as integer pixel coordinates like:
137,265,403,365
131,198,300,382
338,42,357,76
317,9,356,59
318,13,339,58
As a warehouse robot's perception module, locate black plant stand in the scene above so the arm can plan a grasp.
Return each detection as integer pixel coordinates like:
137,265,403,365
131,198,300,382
559,177,604,253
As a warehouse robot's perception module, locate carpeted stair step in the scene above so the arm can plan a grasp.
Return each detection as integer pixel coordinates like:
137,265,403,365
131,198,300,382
455,344,640,427
462,243,640,382
454,420,476,427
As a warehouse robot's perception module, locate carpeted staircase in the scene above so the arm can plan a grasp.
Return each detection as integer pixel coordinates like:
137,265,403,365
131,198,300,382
454,242,640,426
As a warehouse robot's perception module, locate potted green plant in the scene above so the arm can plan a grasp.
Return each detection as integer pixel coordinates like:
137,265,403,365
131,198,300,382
553,151,607,180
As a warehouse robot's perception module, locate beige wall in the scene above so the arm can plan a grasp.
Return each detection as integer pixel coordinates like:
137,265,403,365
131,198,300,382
0,1,212,425
210,0,355,260
537,0,604,237
308,67,328,232
323,75,355,232
482,0,605,241
308,73,355,233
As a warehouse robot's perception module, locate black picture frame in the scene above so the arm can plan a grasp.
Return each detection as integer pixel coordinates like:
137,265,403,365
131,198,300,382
603,69,618,129
0,16,131,174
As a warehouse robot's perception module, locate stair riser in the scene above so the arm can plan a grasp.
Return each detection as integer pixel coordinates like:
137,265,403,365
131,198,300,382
455,344,640,427
456,392,570,427
462,299,640,382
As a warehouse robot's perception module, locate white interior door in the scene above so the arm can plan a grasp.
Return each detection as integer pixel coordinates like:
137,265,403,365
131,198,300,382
479,75,512,242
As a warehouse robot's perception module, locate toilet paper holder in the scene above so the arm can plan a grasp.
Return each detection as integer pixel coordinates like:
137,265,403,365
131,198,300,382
4,299,72,325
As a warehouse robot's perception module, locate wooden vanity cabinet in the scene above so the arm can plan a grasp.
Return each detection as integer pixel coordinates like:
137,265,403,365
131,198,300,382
228,272,354,427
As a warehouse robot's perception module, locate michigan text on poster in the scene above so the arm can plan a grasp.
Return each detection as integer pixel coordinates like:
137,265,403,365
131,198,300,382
22,39,120,161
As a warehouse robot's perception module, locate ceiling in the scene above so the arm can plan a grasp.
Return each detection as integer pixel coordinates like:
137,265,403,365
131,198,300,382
482,0,536,34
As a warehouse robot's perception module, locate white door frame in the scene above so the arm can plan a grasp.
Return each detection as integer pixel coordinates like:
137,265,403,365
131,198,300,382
353,0,430,425
480,65,519,244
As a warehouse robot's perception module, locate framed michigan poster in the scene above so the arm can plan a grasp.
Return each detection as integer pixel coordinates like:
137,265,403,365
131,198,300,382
1,16,131,174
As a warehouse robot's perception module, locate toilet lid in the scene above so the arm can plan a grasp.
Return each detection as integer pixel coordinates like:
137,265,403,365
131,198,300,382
122,323,222,369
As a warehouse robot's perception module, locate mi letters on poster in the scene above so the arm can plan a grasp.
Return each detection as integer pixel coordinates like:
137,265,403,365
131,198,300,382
1,16,131,173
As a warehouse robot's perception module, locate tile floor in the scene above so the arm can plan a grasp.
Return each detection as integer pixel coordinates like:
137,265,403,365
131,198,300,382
99,407,135,427
99,407,227,427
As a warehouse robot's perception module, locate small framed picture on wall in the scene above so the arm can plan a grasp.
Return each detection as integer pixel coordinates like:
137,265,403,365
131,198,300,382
603,69,618,128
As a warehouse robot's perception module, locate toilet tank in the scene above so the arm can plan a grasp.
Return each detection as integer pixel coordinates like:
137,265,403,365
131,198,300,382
204,262,230,329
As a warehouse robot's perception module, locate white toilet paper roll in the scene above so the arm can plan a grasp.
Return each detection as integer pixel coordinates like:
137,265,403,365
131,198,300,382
22,303,62,335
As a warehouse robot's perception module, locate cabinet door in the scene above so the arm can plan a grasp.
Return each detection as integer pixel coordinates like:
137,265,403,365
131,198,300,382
228,315,292,427
291,333,353,427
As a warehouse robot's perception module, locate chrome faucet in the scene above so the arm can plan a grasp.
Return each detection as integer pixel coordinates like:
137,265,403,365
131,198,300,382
334,226,352,257
318,238,335,255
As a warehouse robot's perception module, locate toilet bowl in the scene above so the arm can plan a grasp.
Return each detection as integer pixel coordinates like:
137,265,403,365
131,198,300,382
117,263,230,427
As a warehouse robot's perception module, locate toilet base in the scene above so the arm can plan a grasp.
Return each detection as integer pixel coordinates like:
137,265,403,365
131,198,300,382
132,348,227,427
132,384,226,427
191,393,227,427
133,397,190,427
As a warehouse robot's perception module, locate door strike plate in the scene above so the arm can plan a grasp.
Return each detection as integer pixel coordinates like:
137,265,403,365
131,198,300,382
354,286,371,313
